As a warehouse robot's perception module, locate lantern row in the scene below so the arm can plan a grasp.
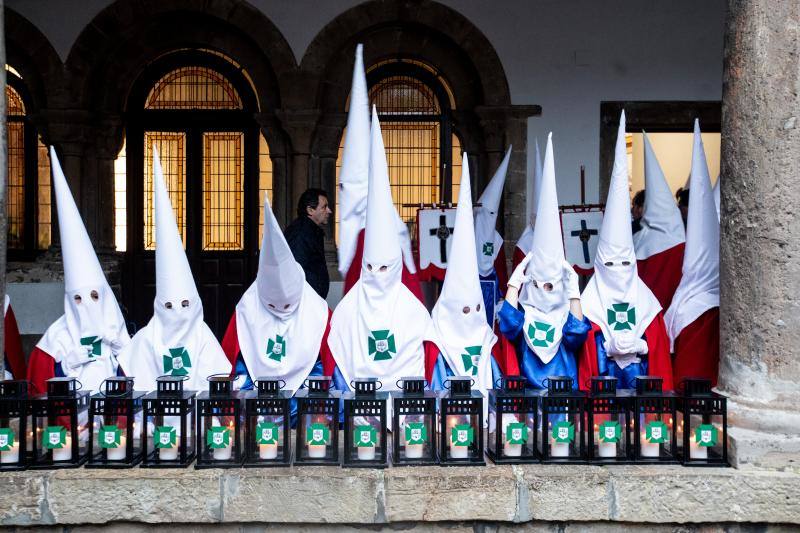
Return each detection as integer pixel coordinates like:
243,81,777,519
0,374,727,470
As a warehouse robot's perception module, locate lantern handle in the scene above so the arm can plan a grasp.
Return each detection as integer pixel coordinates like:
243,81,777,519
677,379,687,393
206,373,232,381
541,377,550,388
158,374,189,382
97,377,132,398
278,379,286,389
376,380,383,390
396,378,429,390
74,380,84,391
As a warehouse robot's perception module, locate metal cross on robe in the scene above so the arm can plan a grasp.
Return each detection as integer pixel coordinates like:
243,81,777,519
429,214,455,263
570,219,599,263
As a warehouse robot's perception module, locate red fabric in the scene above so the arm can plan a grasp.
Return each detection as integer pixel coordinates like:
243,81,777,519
637,243,685,309
578,313,674,391
319,308,336,378
417,263,446,282
512,246,526,271
27,346,55,395
343,229,425,304
492,325,520,377
493,246,509,296
423,341,439,385
672,307,719,388
4,306,26,380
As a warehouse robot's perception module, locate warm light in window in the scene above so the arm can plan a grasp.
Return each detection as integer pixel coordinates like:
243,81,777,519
114,140,127,252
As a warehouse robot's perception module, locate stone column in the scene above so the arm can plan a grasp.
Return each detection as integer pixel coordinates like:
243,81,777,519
719,0,800,467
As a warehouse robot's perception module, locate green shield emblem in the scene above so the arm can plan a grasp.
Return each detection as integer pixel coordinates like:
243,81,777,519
505,422,528,445
645,421,669,444
80,336,102,357
527,321,555,348
598,421,621,443
154,426,177,449
0,428,15,451
368,330,396,361
451,424,474,447
607,302,636,331
256,422,279,445
266,335,286,362
354,425,377,447
163,347,191,376
696,424,718,447
306,422,330,445
206,426,230,449
552,421,575,443
99,425,122,449
404,422,427,445
43,426,67,449
460,345,482,376
482,242,494,256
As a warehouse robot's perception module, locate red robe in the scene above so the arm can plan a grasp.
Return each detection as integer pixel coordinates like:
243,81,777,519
491,246,510,297
512,245,526,272
343,229,425,304
221,308,337,378
637,243,685,309
4,305,26,380
672,307,719,388
28,346,56,395
422,327,520,384
578,313,674,391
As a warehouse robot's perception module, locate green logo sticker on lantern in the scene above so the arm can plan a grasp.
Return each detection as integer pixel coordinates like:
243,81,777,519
163,347,191,376
80,335,102,357
368,330,396,361
306,423,330,446
266,335,286,363
527,321,555,348
354,425,377,447
552,421,575,443
451,424,474,447
404,422,427,445
256,422,279,445
606,302,636,331
155,426,177,448
505,422,528,445
460,345,482,376
0,428,15,451
44,426,67,449
206,426,230,449
599,421,621,443
99,425,122,449
696,424,718,447
645,421,668,444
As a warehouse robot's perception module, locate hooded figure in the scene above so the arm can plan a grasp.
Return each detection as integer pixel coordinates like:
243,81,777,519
221,192,334,391
500,134,590,389
513,139,543,269
474,146,512,301
338,45,424,303
665,120,720,386
579,112,673,390
428,155,506,406
327,107,433,391
28,148,130,393
633,132,686,309
117,148,231,391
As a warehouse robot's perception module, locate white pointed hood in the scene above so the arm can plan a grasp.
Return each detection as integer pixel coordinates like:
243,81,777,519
234,193,328,392
664,120,720,349
431,155,496,401
518,134,571,363
117,148,230,391
633,132,686,259
713,176,720,222
475,146,511,276
36,147,129,391
515,140,542,254
581,111,661,353
327,107,432,392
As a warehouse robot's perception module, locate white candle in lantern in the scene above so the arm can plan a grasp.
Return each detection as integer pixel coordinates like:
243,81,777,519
598,438,616,458
259,442,278,459
405,442,423,459
1,441,20,464
211,420,234,461
447,415,469,459
307,421,329,459
357,445,376,460
640,432,660,457
52,435,72,461
502,414,522,457
106,435,127,461
549,436,570,457
689,434,708,459
159,443,178,460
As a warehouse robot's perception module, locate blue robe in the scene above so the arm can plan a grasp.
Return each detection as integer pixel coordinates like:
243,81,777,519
592,329,648,389
429,350,503,392
497,301,590,389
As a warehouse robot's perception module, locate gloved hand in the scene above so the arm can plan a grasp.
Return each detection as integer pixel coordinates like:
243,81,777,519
62,348,96,374
603,332,648,355
562,260,581,300
508,252,533,291
107,336,125,356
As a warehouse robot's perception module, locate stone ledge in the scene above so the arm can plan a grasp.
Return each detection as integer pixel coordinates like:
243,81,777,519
0,464,797,527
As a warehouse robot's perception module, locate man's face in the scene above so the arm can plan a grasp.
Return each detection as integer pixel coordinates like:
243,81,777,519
307,195,332,226
631,203,644,220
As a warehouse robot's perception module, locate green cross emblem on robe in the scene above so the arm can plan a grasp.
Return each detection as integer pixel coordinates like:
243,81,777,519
0,428,15,451
206,426,230,449
154,426,177,449
482,242,494,256
552,420,575,443
404,422,427,445
368,330,396,361
306,422,330,445
645,421,669,444
266,335,286,362
598,421,621,443
354,425,377,447
99,425,123,449
451,424,474,447
43,426,67,449
163,347,191,376
696,424,718,447
80,336,102,357
506,422,528,445
527,321,556,347
607,302,636,331
256,422,279,445
460,345,482,376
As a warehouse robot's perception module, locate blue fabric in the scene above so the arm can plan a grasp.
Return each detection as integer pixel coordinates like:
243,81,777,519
480,270,502,314
429,351,502,392
593,329,648,389
497,300,590,390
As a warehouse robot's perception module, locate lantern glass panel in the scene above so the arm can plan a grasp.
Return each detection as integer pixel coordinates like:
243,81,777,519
31,378,90,466
196,376,243,467
244,378,291,466
393,377,437,465
538,377,585,461
632,376,678,463
682,379,727,465
487,377,538,462
587,377,629,462
0,381,29,469
440,377,484,465
398,411,434,461
142,376,196,467
295,377,340,464
88,378,145,466
199,411,240,463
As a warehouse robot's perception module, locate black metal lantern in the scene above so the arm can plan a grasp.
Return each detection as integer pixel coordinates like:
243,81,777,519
87,377,145,468
294,376,340,465
631,376,679,464
142,375,196,468
392,377,437,466
587,376,631,463
343,378,388,468
195,375,243,468
680,378,728,466
439,376,484,466
539,376,586,463
29,377,90,468
244,377,291,467
0,380,29,471
487,376,539,464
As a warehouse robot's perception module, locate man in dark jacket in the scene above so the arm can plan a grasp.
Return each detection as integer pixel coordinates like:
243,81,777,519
284,188,332,298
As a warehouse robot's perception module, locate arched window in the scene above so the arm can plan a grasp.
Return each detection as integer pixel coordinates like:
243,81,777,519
335,60,463,242
5,66,51,258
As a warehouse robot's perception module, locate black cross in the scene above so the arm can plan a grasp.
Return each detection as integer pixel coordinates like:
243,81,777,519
570,219,599,263
429,214,455,263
